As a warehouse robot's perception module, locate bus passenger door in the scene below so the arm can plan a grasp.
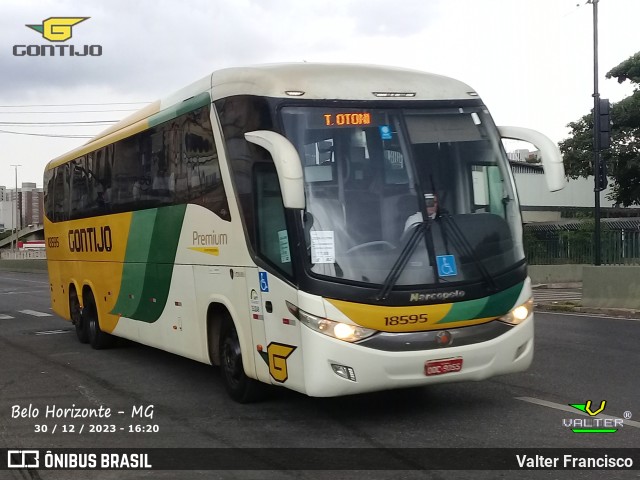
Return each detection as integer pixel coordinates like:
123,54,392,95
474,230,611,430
245,267,270,383
249,164,304,391
251,267,303,392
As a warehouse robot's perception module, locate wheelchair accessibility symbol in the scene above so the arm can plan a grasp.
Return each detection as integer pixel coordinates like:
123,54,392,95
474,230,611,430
259,271,269,292
436,255,458,277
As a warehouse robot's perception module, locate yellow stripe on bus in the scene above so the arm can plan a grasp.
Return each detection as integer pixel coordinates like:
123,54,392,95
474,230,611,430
326,298,497,332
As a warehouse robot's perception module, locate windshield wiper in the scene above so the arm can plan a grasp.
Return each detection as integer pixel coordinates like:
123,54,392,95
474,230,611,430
376,222,424,301
439,213,498,292
376,219,440,301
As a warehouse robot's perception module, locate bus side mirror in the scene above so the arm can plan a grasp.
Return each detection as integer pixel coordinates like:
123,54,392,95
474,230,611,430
498,126,566,192
244,130,306,209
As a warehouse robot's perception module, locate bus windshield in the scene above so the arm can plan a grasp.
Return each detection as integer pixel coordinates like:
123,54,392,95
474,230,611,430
281,105,525,288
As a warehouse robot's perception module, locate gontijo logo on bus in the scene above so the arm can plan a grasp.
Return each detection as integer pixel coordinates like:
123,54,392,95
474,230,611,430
14,17,102,56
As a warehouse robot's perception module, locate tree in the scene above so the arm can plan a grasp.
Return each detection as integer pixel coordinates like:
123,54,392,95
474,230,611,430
559,52,640,206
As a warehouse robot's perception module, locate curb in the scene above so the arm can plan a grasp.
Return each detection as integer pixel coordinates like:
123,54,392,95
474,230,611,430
535,303,640,319
532,282,582,289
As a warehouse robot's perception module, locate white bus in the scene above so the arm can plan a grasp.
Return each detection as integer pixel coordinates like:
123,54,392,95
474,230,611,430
44,64,565,402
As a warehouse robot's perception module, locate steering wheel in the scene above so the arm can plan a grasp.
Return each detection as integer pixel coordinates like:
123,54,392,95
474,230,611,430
346,241,395,254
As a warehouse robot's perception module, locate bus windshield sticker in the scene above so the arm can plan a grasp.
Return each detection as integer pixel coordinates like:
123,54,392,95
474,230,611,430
278,230,291,263
436,255,458,277
379,125,393,140
310,231,335,264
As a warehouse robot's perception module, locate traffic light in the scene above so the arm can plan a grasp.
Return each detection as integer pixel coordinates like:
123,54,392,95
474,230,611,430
599,98,611,150
596,156,608,191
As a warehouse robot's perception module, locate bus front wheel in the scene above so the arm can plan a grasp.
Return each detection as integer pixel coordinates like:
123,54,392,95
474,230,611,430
219,317,265,403
84,290,114,350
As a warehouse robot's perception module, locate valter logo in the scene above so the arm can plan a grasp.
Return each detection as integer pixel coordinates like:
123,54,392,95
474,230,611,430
14,17,102,56
563,399,627,434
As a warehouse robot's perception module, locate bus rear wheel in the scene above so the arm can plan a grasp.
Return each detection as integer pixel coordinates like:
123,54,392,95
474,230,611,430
70,289,88,344
219,317,265,403
84,290,115,350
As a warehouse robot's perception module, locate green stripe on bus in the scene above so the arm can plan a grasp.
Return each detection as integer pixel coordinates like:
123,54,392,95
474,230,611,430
475,281,524,318
437,296,489,324
130,204,187,322
437,281,524,324
148,92,211,128
110,210,157,318
111,205,187,323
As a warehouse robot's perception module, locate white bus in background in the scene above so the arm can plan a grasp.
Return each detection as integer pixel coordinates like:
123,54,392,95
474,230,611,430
44,64,565,402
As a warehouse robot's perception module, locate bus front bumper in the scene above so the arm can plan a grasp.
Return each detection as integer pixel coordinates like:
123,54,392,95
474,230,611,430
300,315,533,397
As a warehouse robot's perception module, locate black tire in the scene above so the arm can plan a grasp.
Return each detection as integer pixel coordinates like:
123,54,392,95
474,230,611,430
84,290,115,350
70,289,88,344
219,316,266,403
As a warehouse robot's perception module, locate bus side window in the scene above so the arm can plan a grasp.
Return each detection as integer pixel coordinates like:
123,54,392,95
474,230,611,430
253,163,292,276
70,157,89,219
53,164,70,221
44,169,55,220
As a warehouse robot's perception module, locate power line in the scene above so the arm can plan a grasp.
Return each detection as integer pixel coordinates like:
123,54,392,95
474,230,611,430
0,129,92,138
0,109,139,114
0,121,117,126
0,101,151,107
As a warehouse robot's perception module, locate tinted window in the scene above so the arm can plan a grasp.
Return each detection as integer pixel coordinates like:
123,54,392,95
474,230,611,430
44,103,228,222
254,164,292,276
215,95,274,253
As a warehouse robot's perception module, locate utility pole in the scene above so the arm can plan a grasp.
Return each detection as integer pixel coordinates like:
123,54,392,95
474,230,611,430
10,164,21,255
589,0,602,266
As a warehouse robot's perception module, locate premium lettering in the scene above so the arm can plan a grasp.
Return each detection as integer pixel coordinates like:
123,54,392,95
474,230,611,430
192,230,227,246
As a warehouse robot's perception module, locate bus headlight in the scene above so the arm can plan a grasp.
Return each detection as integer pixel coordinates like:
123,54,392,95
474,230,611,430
498,298,534,325
287,302,377,342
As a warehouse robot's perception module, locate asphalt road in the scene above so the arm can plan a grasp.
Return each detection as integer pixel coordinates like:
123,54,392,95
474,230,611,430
0,270,638,480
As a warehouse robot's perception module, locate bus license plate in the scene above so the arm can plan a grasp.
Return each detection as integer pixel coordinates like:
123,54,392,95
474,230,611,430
424,357,463,376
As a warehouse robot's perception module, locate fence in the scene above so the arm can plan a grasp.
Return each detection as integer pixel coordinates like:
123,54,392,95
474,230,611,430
524,229,640,265
0,250,46,260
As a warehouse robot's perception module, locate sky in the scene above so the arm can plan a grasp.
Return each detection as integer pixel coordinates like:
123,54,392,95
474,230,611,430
0,0,639,189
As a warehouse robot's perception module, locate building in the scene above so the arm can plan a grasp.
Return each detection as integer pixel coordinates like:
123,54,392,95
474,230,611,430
507,149,540,163
509,159,638,223
20,183,44,227
0,182,44,231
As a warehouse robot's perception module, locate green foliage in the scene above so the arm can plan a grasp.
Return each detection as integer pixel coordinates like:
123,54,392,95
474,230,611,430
559,52,640,206
607,52,640,85
522,229,548,264
559,215,593,248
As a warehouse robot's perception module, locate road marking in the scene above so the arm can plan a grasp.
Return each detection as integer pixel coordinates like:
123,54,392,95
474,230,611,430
516,396,640,428
536,311,640,322
0,289,49,295
34,330,70,335
77,385,104,406
0,314,14,320
0,276,49,285
19,310,53,317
